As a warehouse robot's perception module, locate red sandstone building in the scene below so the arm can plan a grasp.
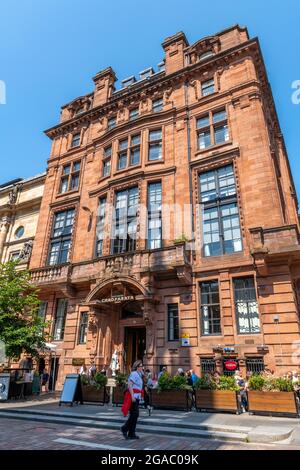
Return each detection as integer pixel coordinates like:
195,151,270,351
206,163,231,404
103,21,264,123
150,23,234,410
30,25,300,389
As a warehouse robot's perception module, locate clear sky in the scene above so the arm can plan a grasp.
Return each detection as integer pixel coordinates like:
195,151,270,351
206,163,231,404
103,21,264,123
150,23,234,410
0,0,299,200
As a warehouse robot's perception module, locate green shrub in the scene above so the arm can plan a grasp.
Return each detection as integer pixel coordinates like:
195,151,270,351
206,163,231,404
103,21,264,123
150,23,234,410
273,378,294,392
248,374,266,391
157,372,173,391
115,373,128,387
93,372,108,390
194,375,216,390
80,374,89,386
218,375,239,391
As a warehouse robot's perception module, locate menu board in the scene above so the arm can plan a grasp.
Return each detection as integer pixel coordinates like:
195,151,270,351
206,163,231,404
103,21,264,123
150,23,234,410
59,374,83,406
0,373,10,401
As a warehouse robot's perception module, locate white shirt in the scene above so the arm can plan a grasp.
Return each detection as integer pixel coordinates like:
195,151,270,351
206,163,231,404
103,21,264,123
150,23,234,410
128,371,143,400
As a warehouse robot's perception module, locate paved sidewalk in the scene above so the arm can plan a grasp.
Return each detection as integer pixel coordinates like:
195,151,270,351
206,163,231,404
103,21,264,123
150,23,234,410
1,398,300,446
0,417,300,450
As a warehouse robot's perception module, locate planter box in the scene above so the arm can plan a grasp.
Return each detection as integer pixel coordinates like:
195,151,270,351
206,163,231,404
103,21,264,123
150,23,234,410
247,391,299,417
150,389,192,411
112,386,126,406
82,385,109,405
195,390,239,413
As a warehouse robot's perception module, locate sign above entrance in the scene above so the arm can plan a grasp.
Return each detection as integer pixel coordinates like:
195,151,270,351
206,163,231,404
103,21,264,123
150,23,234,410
100,295,135,304
181,333,190,347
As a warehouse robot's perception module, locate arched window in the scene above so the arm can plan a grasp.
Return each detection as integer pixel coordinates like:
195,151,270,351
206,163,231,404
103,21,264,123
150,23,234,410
199,50,215,61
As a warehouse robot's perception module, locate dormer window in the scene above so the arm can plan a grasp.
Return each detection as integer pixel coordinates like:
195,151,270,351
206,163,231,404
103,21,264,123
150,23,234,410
199,50,215,61
139,67,154,80
121,76,136,88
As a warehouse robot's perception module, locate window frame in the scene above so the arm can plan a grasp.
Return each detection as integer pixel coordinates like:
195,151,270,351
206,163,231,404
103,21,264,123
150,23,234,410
147,181,162,250
95,196,107,257
129,107,139,121
107,115,117,131
196,107,229,150
200,280,222,336
70,132,81,148
201,78,215,97
78,312,89,345
111,186,139,255
59,160,81,194
148,128,163,162
198,164,243,258
116,134,141,171
233,277,261,335
102,146,112,177
48,208,75,266
53,298,68,341
152,97,163,113
167,304,179,342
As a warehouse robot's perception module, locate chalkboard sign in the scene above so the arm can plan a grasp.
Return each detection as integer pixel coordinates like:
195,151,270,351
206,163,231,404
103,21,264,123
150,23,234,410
0,373,10,401
59,374,83,406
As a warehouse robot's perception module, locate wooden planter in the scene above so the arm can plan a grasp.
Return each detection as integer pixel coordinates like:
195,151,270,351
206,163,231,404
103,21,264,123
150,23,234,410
82,385,109,405
195,390,239,413
112,386,126,406
247,391,299,417
150,389,192,411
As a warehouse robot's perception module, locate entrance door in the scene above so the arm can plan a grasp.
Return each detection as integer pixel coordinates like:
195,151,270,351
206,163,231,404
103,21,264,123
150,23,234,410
49,358,59,391
124,327,146,371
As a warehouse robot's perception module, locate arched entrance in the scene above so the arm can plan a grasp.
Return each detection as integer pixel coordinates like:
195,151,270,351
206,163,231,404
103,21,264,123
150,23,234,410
83,276,156,373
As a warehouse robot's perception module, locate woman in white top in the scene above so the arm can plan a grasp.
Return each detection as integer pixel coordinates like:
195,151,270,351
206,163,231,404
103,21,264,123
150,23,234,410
121,360,143,439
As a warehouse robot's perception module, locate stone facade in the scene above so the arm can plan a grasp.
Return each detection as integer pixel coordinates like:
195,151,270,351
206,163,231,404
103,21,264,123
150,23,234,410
0,173,46,267
29,25,300,389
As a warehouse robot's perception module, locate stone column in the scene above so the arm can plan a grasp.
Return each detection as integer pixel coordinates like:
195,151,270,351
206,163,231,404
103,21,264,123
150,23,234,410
0,216,11,262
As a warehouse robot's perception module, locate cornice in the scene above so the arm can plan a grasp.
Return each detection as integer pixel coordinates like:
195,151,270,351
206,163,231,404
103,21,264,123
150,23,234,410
0,197,43,215
190,146,240,169
49,195,81,209
88,165,177,198
44,38,260,140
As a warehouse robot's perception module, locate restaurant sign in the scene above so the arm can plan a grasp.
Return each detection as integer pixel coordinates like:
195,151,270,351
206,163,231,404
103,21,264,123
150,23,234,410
224,360,238,371
100,295,135,304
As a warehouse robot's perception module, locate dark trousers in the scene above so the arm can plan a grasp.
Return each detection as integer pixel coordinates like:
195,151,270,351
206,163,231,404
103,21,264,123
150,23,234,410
122,399,139,437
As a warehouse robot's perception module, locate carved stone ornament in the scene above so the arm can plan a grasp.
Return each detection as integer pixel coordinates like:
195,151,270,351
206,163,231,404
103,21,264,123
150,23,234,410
18,240,33,261
8,184,21,206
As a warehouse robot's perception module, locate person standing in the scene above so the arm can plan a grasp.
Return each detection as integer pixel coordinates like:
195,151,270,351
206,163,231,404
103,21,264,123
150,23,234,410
121,360,144,440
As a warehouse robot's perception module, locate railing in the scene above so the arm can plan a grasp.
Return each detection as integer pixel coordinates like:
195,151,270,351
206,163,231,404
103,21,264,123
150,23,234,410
30,264,70,284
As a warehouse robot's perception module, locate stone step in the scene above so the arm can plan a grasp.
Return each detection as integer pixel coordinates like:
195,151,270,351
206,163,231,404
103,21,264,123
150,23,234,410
0,410,248,442
0,407,252,434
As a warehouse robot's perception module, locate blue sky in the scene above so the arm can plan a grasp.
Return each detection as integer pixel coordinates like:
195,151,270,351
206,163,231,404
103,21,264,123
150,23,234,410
0,0,299,200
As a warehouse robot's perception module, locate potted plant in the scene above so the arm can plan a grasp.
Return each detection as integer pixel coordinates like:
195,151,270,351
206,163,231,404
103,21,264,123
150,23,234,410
150,373,192,411
112,373,128,406
194,375,240,413
81,373,109,404
247,374,299,417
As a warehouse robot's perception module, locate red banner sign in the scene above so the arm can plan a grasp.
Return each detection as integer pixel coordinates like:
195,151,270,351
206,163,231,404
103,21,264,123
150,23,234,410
224,360,238,371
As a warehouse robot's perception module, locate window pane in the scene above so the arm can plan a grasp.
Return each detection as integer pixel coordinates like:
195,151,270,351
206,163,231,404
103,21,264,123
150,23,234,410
103,159,111,177
221,203,242,254
200,281,221,335
131,134,140,146
202,79,215,97
108,117,116,130
73,161,81,172
71,133,80,147
198,130,211,149
118,153,127,170
71,174,79,190
214,125,229,144
129,108,139,120
63,165,71,175
213,109,227,123
197,115,210,128
168,304,179,341
149,143,162,161
130,148,140,165
60,177,69,194
234,277,260,334
149,129,162,141
53,299,68,341
119,139,128,151
153,98,163,112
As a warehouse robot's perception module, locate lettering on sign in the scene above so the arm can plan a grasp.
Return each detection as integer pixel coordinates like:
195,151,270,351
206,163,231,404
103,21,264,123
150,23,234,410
100,295,135,304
